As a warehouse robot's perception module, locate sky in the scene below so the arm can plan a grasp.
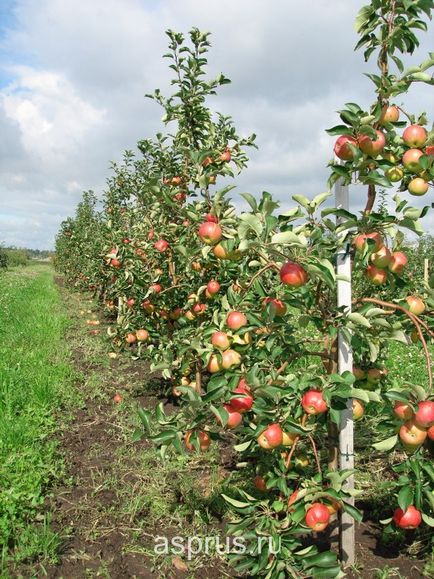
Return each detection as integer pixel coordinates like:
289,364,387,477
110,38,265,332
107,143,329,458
0,0,433,250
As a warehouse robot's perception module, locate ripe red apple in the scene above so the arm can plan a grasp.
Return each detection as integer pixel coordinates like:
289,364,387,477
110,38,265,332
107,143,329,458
150,283,162,293
205,213,219,223
211,331,231,351
230,380,254,413
406,296,426,316
154,239,169,252
202,156,213,167
427,424,434,441
414,400,434,428
403,124,427,148
367,368,382,384
198,222,222,245
219,149,231,162
371,246,392,268
389,251,408,274
173,192,186,202
113,393,122,404
192,303,206,315
110,258,121,268
280,261,309,287
402,148,424,172
257,423,283,449
394,401,414,421
126,298,135,308
226,311,248,330
171,176,182,186
221,404,243,428
126,332,137,344
185,430,211,452
393,505,422,529
359,130,386,157
354,232,383,252
262,297,287,317
148,229,155,240
222,349,242,370
408,177,429,196
305,503,330,532
142,300,155,313
287,489,300,510
254,475,267,491
353,399,365,420
366,265,388,285
169,308,183,320
207,280,221,295
380,105,400,124
301,390,328,415
136,329,149,341
399,419,427,448
426,145,434,156
123,237,131,244
353,367,366,381
334,135,358,161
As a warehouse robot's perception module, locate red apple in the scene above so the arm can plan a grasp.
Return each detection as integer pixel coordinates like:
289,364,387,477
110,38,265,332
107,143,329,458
406,296,425,316
305,503,330,532
150,283,162,294
414,400,434,428
262,297,287,317
366,265,388,285
126,298,135,308
110,258,121,268
427,424,434,441
354,232,383,253
113,393,122,404
154,239,169,252
254,475,267,491
359,130,386,157
211,331,231,351
126,332,137,344
171,176,182,186
207,280,221,295
142,300,155,313
393,505,422,529
169,308,183,320
257,423,283,449
221,404,243,429
380,105,400,124
371,246,392,268
230,380,254,413
205,213,219,223
136,329,149,341
353,367,366,381
198,222,222,245
408,177,429,196
226,311,248,330
301,390,328,415
399,419,427,448
389,252,408,275
393,401,414,421
367,368,382,384
403,125,427,148
334,135,358,161
219,149,231,162
426,145,434,156
192,303,206,315
147,229,155,240
402,148,424,172
222,349,242,370
280,261,309,287
185,430,211,452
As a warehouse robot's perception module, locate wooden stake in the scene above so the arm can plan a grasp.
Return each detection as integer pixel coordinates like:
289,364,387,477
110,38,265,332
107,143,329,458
335,178,355,566
424,258,429,285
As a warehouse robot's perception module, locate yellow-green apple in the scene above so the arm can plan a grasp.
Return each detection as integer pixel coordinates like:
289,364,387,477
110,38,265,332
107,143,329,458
353,399,365,420
334,135,359,160
185,430,211,452
393,401,414,421
366,265,388,285
280,261,309,287
408,177,429,196
211,331,231,351
406,296,426,315
389,251,408,274
371,246,392,268
359,130,386,156
403,124,427,148
402,148,424,172
212,243,241,260
386,166,404,182
257,423,283,449
414,400,434,427
301,389,328,415
282,431,298,446
198,222,222,245
393,505,422,529
226,311,248,330
305,503,330,532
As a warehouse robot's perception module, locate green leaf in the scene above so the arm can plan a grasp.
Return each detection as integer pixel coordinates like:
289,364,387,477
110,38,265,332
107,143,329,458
372,435,398,452
238,213,263,238
398,486,414,511
347,312,371,328
292,194,311,209
271,231,306,247
342,502,363,523
138,408,151,433
241,192,258,211
221,494,252,509
421,513,434,527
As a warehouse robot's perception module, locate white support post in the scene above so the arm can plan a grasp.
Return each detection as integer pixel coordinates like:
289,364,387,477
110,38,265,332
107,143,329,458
335,178,355,566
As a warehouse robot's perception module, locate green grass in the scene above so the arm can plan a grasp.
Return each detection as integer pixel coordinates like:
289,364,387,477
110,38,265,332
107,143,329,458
0,265,77,571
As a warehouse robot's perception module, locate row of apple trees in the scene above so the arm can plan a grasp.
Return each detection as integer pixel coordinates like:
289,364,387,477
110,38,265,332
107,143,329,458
55,4,434,577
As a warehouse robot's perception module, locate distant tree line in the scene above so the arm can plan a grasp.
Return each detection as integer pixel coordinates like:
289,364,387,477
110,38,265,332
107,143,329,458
0,246,53,269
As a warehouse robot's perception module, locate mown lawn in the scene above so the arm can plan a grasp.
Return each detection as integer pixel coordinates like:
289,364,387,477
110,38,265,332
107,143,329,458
0,265,76,571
